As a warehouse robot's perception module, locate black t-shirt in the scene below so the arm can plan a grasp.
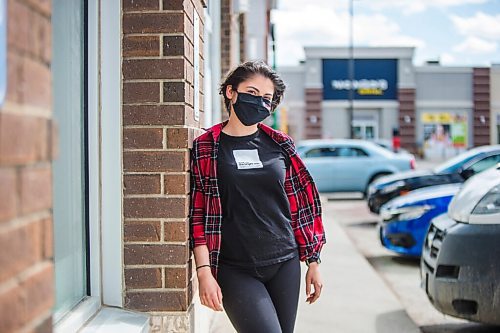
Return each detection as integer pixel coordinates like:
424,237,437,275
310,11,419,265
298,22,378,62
217,128,298,267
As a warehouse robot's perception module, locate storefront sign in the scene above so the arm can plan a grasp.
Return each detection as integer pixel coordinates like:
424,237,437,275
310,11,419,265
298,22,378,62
422,112,467,148
322,59,397,100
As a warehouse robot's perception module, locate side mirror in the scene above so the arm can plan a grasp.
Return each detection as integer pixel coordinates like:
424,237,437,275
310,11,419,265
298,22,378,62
460,168,474,180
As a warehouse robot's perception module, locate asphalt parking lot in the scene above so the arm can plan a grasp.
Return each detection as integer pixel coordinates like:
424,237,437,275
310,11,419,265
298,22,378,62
329,195,500,333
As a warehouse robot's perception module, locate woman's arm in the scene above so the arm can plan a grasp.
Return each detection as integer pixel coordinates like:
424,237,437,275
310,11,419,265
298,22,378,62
193,245,223,311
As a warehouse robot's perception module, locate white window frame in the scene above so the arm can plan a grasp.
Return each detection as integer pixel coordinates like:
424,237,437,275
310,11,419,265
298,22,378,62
54,0,123,331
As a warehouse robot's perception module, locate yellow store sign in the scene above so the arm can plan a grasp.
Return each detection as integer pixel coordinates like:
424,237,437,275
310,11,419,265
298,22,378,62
421,112,453,123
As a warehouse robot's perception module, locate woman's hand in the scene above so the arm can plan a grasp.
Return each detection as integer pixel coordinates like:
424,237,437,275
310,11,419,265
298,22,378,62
197,267,224,311
305,263,323,304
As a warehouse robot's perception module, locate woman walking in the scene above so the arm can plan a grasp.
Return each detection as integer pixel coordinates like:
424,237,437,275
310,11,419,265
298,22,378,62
189,60,326,333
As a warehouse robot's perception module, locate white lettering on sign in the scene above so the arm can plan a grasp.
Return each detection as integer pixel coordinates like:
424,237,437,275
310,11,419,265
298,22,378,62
331,79,389,91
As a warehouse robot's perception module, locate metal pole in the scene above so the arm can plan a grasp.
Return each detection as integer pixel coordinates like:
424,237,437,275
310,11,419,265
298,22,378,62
348,0,354,139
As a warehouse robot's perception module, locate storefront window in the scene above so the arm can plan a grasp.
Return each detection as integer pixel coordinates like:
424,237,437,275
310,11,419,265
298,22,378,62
52,0,88,322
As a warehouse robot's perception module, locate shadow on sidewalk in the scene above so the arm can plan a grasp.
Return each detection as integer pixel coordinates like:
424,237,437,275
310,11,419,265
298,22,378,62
376,310,421,333
421,323,500,333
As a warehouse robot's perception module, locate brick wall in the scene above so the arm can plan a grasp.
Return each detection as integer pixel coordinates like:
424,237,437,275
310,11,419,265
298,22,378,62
473,67,490,146
304,88,323,139
398,88,417,153
0,1,55,333
121,0,205,330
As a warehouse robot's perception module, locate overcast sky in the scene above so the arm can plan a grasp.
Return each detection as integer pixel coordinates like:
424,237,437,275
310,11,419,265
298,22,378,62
272,0,500,67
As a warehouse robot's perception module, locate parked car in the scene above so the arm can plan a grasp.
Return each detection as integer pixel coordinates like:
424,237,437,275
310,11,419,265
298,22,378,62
379,184,461,257
421,164,500,325
368,145,500,213
296,139,415,194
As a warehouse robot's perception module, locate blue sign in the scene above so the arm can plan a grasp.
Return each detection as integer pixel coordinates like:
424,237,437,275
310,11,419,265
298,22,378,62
0,0,6,107
322,59,398,100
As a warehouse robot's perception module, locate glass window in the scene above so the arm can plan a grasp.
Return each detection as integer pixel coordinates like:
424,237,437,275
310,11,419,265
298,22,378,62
338,147,369,157
52,0,88,321
466,154,500,175
305,147,339,158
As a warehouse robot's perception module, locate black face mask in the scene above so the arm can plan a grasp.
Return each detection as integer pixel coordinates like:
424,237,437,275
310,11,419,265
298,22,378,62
232,92,272,126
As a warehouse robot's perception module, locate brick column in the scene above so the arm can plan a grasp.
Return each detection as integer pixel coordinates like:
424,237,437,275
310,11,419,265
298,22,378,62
398,88,417,153
122,0,205,331
238,12,246,62
304,88,323,139
473,67,490,146
0,1,55,333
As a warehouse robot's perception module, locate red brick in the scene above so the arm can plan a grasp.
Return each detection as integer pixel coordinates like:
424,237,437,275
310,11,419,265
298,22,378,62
123,35,160,57
164,173,189,195
0,168,17,223
124,174,162,195
163,35,186,56
163,81,188,103
24,0,52,16
124,128,164,149
124,197,188,219
123,12,184,34
125,290,187,311
0,114,47,165
42,217,53,259
36,14,52,64
125,268,162,289
123,58,184,80
21,56,51,110
20,165,52,214
123,82,160,104
123,0,160,11
6,49,22,103
8,0,30,53
21,264,54,324
49,119,59,160
124,220,161,242
167,127,191,148
163,220,187,242
165,266,187,289
123,105,186,126
0,282,25,332
123,151,187,172
0,219,43,283
162,0,184,10
124,243,188,265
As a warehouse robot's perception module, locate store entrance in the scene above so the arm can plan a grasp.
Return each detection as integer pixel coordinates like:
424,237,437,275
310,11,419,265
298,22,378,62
352,119,378,140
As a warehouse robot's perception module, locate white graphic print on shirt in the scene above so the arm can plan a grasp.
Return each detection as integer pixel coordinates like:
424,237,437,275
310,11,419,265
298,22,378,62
232,149,263,170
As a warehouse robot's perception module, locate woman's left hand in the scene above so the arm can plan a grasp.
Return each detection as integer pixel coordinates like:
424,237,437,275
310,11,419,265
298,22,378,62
305,262,323,304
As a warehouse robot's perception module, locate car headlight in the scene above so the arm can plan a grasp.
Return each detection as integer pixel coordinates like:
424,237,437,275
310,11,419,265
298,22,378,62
472,184,500,215
380,180,405,194
382,205,434,222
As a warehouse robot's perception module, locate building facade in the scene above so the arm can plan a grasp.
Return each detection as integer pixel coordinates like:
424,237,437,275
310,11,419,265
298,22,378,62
1,0,274,332
278,47,496,159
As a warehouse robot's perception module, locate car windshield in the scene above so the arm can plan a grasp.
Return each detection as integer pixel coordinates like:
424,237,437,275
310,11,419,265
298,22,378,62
433,150,482,174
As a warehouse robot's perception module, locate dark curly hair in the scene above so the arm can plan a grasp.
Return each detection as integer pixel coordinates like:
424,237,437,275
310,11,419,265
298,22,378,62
219,60,286,114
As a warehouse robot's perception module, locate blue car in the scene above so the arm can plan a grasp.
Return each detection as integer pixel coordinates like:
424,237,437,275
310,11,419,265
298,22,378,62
297,139,415,194
378,184,462,257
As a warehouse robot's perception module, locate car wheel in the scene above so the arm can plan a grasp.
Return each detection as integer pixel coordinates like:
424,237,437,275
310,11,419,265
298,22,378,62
364,173,392,198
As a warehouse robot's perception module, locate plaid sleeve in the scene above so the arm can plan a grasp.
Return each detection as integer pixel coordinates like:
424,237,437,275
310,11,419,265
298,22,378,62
285,139,326,262
189,140,207,250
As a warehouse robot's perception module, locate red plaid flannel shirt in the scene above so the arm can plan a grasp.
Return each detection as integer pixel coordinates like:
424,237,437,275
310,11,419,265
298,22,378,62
189,121,326,278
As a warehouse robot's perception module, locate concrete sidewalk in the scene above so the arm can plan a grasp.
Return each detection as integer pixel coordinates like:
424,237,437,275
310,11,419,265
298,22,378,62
209,197,421,333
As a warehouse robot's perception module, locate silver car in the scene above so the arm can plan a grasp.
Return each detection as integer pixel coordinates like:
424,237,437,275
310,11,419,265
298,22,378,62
297,139,415,194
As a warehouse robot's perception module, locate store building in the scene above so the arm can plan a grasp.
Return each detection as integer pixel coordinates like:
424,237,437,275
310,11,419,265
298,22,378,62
278,46,495,159
0,0,275,333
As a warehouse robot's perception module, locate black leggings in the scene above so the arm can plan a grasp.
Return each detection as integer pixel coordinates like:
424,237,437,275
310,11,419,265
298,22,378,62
217,255,301,333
